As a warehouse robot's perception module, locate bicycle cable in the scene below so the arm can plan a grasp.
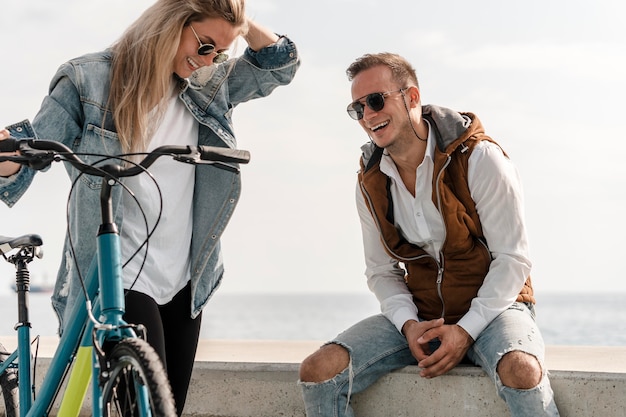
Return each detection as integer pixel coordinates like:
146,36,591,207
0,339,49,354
61,151,167,329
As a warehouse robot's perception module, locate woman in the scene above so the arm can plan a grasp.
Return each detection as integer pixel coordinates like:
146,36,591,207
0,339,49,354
0,0,300,414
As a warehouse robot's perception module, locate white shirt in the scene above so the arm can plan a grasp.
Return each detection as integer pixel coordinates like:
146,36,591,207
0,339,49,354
120,88,198,304
356,125,532,340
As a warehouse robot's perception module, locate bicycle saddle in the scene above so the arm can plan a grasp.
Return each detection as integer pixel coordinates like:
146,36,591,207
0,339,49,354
0,234,43,255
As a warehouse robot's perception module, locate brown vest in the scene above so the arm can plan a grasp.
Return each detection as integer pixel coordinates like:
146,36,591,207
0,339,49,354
358,114,534,324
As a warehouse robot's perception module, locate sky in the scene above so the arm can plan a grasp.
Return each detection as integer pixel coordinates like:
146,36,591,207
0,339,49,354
1,0,625,296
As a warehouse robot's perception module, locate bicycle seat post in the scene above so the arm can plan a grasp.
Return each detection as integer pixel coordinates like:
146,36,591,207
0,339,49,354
8,242,41,413
15,253,32,329
15,251,35,411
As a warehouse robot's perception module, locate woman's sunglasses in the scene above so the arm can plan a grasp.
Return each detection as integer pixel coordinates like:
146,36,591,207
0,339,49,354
346,88,407,120
189,25,229,64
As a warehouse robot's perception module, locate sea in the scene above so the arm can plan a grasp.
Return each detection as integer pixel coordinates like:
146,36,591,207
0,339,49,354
1,291,625,346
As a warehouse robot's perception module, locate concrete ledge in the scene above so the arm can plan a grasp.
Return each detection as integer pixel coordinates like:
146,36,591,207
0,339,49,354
184,342,626,417
185,362,626,417
3,338,626,416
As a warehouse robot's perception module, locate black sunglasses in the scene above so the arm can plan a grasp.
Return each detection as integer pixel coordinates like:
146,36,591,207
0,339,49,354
189,25,229,64
346,88,407,120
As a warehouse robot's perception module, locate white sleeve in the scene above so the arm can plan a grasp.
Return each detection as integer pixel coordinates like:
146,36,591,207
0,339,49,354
456,141,532,339
356,182,418,333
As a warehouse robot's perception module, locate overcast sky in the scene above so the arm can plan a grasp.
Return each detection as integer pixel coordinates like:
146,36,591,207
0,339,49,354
1,0,625,296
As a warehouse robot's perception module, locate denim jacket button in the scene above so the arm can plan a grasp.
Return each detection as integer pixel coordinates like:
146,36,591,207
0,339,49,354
16,127,23,132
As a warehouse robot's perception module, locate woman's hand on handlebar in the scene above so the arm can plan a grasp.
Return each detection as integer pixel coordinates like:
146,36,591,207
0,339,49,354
0,128,21,177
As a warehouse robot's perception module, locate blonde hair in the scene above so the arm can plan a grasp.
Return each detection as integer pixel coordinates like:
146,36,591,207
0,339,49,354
108,0,247,153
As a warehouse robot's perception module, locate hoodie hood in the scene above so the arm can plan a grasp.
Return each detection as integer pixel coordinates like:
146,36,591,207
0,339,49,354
360,104,476,169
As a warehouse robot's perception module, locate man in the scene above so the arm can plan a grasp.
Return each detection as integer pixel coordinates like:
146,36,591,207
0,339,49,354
298,53,559,416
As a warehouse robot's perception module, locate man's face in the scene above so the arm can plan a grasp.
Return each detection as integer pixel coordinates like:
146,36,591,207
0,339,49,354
350,66,407,149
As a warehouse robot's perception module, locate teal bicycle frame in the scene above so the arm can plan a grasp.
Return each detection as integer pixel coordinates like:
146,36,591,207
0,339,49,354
1,138,250,416
1,181,148,417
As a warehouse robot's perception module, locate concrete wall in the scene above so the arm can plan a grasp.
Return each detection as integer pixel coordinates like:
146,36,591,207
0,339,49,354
184,362,626,417
2,339,626,416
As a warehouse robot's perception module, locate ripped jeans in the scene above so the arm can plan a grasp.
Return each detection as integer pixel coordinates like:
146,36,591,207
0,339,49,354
299,302,559,417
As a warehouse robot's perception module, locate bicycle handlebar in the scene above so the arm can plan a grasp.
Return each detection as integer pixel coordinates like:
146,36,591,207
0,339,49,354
0,138,250,176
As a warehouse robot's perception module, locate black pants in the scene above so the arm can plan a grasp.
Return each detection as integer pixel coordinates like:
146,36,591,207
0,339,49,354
124,282,201,416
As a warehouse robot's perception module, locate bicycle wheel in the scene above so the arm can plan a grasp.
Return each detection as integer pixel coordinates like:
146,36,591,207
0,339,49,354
101,338,176,417
0,343,19,417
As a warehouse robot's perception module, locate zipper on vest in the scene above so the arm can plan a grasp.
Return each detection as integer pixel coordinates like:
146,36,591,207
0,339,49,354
434,155,451,319
436,260,445,318
361,172,446,318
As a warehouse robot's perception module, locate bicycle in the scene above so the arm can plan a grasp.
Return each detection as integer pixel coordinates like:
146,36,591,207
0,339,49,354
0,137,250,416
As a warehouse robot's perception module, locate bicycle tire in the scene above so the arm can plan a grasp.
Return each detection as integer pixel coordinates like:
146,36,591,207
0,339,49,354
101,338,176,417
0,342,19,417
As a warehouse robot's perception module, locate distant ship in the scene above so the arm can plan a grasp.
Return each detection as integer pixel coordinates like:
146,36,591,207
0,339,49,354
8,273,54,294
28,283,54,293
8,282,54,293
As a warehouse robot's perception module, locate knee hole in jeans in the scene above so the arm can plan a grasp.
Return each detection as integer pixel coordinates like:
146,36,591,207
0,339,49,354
299,343,350,383
497,350,542,389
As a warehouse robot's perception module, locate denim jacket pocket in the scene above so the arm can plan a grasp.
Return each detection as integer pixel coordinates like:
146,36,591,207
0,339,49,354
72,124,122,189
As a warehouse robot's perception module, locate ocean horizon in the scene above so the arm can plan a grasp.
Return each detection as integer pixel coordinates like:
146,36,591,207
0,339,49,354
0,291,625,346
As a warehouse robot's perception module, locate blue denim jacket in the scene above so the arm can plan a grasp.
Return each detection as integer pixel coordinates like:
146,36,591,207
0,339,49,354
0,36,299,332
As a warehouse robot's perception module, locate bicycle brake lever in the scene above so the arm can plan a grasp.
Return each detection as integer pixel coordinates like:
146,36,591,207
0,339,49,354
172,154,242,173
24,151,57,171
172,154,200,165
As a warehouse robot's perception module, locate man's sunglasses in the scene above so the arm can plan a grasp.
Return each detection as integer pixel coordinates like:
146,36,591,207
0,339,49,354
346,88,407,120
189,25,229,64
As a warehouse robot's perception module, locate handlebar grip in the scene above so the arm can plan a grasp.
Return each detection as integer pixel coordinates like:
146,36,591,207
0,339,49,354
199,146,251,164
0,138,19,152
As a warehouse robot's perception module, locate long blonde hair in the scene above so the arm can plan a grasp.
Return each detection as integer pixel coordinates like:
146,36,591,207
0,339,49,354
108,0,247,153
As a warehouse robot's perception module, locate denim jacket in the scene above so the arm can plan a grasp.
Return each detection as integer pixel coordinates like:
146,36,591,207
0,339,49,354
1,36,300,332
